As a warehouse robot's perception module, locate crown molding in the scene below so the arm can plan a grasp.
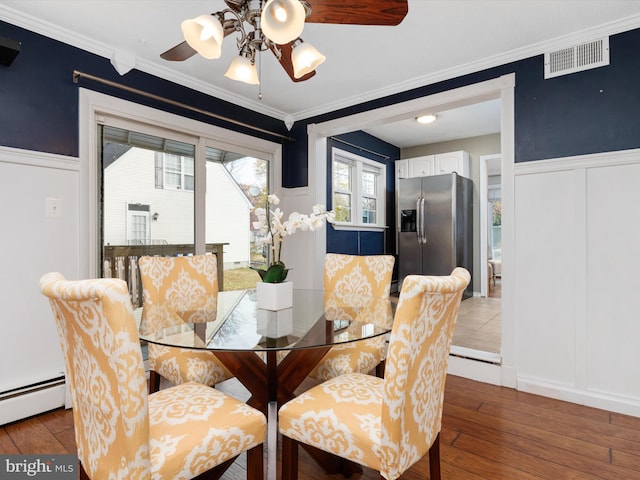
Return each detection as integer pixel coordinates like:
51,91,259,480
2,5,640,124
291,13,640,121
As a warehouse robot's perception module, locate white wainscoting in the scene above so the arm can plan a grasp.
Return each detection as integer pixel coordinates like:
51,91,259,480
0,146,79,425
514,149,640,417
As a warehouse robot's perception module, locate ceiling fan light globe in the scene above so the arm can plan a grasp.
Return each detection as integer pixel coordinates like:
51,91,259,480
292,42,326,78
261,0,305,45
225,56,260,85
181,14,224,59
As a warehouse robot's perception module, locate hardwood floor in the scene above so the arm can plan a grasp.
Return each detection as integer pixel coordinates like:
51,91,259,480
2,375,639,479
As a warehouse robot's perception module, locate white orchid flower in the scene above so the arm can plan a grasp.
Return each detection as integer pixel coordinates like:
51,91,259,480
308,214,327,230
268,194,280,205
285,212,304,235
312,204,327,215
252,193,335,280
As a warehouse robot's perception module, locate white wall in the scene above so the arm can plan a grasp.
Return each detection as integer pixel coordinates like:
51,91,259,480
514,149,640,416
0,147,78,424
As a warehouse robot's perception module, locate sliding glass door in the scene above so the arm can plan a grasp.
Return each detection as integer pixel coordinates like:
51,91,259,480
99,120,271,303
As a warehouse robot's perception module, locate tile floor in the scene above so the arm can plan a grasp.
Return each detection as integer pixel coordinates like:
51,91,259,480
453,278,501,354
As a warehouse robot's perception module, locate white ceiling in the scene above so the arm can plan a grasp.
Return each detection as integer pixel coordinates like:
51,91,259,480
2,1,640,147
364,99,502,148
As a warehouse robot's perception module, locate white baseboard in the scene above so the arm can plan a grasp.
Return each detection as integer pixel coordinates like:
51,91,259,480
447,354,503,386
517,376,640,417
0,381,66,426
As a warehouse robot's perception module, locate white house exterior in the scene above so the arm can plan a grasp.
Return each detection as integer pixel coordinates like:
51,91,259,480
103,147,252,268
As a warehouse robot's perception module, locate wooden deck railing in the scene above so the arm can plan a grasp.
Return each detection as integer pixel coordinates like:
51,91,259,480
103,243,227,307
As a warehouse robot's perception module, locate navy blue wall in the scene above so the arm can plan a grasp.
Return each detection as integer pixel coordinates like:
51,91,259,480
0,20,290,156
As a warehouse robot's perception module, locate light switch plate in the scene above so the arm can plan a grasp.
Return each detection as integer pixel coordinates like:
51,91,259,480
46,197,62,218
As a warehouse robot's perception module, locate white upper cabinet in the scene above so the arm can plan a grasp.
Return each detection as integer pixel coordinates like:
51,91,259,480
395,159,409,179
434,151,470,176
397,150,470,179
408,155,434,177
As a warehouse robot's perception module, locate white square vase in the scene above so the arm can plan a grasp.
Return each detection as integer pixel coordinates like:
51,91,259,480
257,307,294,337
256,281,293,311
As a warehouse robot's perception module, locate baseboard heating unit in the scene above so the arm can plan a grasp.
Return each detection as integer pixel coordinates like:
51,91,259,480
0,376,66,425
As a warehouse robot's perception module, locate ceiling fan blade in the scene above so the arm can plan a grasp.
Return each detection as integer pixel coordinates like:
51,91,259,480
305,0,408,26
160,41,197,61
270,42,316,82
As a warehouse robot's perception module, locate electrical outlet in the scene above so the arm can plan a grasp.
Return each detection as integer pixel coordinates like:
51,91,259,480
46,197,62,218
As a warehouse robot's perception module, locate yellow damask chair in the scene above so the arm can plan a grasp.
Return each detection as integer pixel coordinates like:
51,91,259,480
307,253,395,381
279,268,471,480
40,272,266,480
138,254,234,393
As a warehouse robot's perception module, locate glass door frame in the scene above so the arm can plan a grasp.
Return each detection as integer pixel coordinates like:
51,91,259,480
79,88,282,279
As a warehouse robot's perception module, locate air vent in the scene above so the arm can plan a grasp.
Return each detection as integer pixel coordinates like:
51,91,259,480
544,37,609,79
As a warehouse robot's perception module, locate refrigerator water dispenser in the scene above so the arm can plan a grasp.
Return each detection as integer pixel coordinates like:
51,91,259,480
400,209,417,232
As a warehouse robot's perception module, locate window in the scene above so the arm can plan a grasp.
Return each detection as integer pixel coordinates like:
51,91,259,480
163,154,194,191
331,148,386,231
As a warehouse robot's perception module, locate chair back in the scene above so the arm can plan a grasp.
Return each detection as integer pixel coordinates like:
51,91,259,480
39,273,151,479
138,254,219,329
324,253,395,298
380,268,470,479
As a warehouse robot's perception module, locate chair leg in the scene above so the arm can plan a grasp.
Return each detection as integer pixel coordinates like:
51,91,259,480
149,370,161,394
281,435,299,480
246,444,264,480
428,433,441,480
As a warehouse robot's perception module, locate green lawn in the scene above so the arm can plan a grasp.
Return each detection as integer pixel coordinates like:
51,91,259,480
223,267,261,291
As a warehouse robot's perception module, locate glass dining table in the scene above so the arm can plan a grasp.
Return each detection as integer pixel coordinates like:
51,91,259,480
138,287,396,413
138,287,396,479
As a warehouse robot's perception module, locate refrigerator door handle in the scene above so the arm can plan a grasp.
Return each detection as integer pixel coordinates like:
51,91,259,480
420,197,427,244
415,197,422,244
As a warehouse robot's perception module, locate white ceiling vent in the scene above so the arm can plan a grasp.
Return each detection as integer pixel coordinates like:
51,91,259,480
544,37,609,79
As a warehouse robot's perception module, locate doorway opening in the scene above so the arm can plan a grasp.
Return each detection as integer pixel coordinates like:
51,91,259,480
307,75,515,385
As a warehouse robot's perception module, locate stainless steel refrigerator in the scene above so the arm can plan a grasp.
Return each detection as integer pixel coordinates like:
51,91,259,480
397,172,473,298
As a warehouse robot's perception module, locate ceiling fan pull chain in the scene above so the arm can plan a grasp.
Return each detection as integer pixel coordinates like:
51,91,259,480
258,50,263,101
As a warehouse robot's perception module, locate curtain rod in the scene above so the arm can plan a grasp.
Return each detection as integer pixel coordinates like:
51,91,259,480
330,136,391,160
72,70,295,142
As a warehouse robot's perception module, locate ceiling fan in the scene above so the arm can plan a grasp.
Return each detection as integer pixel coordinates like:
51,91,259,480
160,0,408,85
